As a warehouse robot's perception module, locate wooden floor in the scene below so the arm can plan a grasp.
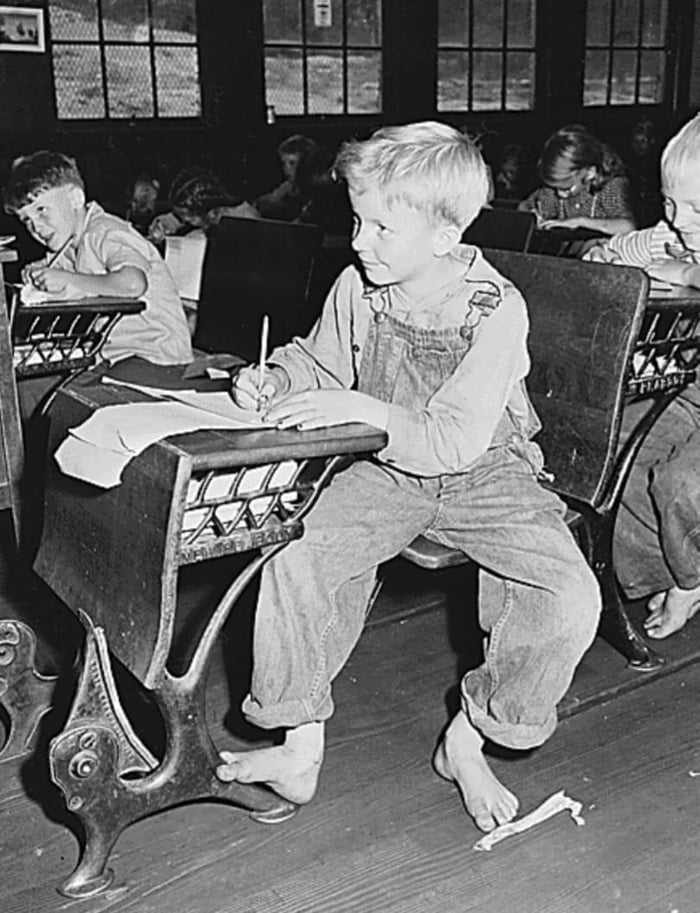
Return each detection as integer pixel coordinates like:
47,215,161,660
3,539,700,913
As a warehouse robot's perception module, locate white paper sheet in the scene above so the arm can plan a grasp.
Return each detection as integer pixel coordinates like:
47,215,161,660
164,231,207,302
473,790,585,852
55,394,270,489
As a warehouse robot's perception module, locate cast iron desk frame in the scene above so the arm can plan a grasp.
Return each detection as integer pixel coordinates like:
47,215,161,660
33,378,386,898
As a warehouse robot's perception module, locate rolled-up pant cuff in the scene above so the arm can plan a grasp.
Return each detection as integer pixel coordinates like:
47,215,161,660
242,693,334,731
461,689,557,751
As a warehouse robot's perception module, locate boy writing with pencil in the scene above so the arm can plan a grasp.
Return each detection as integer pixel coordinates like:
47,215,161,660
3,151,192,366
224,122,601,832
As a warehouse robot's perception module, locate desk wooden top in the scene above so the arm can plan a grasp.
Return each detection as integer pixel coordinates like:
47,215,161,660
646,283,700,305
17,295,145,317
65,364,388,469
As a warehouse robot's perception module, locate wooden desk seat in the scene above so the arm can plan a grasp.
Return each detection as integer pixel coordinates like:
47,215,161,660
401,250,700,672
30,376,386,898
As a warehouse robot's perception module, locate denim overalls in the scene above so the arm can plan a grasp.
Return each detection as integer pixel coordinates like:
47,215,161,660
242,285,600,750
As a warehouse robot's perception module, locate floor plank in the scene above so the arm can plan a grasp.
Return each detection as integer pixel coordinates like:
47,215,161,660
2,547,700,913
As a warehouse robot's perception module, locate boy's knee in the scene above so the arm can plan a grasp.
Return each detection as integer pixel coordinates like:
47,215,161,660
558,562,602,643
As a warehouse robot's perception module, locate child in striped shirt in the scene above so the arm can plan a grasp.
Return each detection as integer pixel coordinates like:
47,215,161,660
585,112,700,640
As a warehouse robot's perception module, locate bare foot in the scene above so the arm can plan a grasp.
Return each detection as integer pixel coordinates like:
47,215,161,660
216,721,325,805
644,584,700,638
432,712,519,832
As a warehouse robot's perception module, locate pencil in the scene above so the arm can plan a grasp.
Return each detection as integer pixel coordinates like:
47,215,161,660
46,235,72,269
258,313,269,406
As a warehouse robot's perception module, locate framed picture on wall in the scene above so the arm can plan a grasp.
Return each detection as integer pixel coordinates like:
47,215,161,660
0,6,44,52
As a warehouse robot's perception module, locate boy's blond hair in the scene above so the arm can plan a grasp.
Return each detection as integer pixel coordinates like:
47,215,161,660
334,120,489,231
661,112,700,189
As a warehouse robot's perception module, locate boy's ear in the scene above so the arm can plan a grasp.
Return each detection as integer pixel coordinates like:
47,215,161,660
68,184,86,210
434,223,462,257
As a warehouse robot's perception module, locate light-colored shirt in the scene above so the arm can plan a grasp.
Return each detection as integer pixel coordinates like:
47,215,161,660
269,245,537,476
582,219,698,267
51,202,193,365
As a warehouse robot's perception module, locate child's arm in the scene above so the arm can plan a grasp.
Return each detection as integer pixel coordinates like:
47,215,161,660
645,259,700,289
25,263,147,299
539,215,635,235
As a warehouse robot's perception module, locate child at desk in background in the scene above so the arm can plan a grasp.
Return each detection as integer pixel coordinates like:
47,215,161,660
3,151,192,367
519,124,636,237
584,112,700,641
222,121,601,833
147,166,259,245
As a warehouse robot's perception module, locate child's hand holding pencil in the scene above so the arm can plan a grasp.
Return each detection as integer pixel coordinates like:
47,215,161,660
230,314,289,412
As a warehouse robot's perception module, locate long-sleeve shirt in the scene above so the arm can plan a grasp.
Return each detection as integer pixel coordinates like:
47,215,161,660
582,218,698,267
268,245,539,477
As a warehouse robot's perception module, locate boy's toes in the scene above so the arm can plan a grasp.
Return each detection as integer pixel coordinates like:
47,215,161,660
472,802,498,833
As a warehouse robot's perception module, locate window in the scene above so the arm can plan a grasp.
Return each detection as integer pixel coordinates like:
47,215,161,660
583,0,668,106
48,0,201,120
437,0,536,112
263,0,382,117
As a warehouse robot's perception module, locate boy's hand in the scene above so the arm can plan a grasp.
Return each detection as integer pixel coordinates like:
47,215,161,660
265,390,389,431
583,244,620,264
646,259,700,289
25,266,72,296
230,365,288,412
148,212,183,243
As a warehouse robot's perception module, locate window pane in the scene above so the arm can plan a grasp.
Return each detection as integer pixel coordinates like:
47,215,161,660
473,0,504,48
437,50,469,111
612,0,640,47
347,0,381,45
505,51,534,109
641,0,667,45
639,49,664,102
473,51,503,109
438,0,469,46
152,0,196,43
48,0,98,41
583,48,609,105
347,49,381,112
305,0,342,45
265,47,304,114
507,0,535,48
586,0,611,45
610,48,637,103
308,49,343,113
52,44,104,118
263,0,301,44
155,46,201,116
104,45,153,117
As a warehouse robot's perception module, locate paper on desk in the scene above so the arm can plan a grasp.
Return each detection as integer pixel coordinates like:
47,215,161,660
164,231,207,302
102,376,261,421
473,790,585,852
55,395,270,489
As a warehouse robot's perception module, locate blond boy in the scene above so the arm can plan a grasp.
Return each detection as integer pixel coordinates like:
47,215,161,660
222,122,600,832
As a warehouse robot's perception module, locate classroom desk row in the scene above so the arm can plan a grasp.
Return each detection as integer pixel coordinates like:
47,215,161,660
2,249,700,898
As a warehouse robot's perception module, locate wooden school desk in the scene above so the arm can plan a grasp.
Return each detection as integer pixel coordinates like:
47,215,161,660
32,366,387,898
